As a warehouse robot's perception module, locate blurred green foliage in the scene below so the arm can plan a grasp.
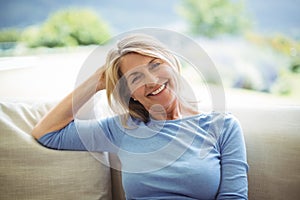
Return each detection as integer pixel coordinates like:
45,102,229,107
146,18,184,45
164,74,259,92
245,32,300,98
177,0,251,37
21,8,111,48
246,33,300,73
269,35,300,73
0,28,20,43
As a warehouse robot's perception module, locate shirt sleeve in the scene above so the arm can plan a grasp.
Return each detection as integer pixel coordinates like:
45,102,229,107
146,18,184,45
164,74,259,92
38,117,121,153
216,114,249,199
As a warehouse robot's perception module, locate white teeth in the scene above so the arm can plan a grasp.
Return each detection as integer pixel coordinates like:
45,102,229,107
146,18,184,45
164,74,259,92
151,84,166,95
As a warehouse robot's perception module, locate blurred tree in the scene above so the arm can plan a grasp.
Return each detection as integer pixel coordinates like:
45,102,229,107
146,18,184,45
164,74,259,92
0,28,20,50
22,8,111,48
0,29,20,43
246,32,300,73
177,0,251,37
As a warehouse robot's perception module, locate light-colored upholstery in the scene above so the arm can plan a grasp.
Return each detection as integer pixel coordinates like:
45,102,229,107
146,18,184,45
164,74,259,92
230,106,300,200
1,100,299,200
0,101,112,200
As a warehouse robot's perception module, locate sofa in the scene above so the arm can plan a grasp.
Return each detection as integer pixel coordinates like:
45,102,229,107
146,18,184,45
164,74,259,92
1,98,300,200
0,54,299,199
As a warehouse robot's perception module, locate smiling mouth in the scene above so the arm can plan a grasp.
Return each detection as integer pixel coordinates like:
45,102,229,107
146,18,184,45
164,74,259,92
148,83,167,96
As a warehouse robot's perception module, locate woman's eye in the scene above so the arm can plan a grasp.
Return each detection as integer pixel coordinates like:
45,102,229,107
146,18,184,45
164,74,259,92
149,62,161,70
131,74,142,84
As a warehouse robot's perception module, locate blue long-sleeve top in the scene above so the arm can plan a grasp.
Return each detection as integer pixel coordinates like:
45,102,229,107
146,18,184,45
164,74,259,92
38,112,248,199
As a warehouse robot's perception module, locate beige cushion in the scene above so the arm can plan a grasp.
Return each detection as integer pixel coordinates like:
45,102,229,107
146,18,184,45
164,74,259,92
230,106,300,200
0,100,112,200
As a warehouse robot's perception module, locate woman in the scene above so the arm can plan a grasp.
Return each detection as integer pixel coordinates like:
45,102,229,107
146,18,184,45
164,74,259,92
32,33,248,199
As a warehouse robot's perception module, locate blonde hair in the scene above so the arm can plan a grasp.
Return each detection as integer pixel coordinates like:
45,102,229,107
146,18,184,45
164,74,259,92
104,34,182,125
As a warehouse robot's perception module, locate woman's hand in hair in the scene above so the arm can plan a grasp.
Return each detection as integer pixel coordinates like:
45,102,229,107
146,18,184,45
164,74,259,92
95,65,106,91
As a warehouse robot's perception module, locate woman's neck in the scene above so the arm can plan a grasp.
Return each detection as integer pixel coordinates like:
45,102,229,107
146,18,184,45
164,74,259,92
149,101,199,121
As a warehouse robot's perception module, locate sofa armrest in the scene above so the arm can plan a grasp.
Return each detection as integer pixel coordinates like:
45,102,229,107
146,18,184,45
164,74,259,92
0,101,112,200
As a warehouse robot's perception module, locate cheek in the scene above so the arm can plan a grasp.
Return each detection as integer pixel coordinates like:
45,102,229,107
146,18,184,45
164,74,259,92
163,69,178,88
131,85,144,98
128,81,144,95
161,66,177,79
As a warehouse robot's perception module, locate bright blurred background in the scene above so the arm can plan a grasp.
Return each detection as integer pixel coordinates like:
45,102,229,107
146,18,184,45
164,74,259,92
0,0,299,106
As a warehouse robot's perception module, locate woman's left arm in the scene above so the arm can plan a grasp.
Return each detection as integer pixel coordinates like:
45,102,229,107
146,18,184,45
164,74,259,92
217,115,249,199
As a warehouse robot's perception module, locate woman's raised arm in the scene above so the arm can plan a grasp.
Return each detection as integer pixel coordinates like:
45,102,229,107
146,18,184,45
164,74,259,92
31,66,106,139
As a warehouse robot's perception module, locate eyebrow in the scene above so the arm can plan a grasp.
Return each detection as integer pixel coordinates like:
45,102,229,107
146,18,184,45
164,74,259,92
148,58,158,64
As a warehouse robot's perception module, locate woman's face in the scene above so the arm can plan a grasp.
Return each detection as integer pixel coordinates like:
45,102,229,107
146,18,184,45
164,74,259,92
120,53,178,114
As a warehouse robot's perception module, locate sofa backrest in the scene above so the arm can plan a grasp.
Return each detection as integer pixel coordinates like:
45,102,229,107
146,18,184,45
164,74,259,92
230,106,300,199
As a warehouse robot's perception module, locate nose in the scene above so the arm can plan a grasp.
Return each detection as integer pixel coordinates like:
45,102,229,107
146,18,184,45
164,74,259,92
144,70,158,88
